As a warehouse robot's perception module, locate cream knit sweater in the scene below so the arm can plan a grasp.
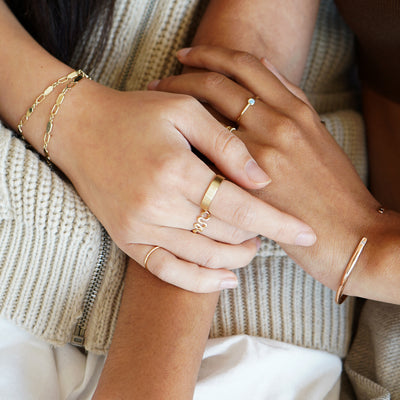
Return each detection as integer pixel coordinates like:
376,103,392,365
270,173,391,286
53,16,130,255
0,0,362,355
1,1,397,397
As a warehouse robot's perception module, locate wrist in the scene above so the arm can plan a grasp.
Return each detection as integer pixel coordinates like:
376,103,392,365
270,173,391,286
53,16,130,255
342,209,400,304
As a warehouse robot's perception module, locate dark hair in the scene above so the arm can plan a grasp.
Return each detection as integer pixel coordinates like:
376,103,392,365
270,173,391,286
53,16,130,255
5,0,115,68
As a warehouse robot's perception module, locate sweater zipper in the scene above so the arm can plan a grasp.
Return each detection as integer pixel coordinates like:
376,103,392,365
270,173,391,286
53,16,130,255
117,0,158,90
71,226,111,347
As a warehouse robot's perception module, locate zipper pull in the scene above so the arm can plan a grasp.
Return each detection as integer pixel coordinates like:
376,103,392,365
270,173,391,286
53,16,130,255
71,324,86,347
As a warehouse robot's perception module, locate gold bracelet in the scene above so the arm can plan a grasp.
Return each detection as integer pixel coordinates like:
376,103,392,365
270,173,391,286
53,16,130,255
17,70,86,140
43,70,89,164
335,237,368,304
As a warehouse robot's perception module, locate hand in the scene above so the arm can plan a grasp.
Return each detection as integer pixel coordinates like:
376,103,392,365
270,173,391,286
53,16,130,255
51,79,316,293
150,45,383,293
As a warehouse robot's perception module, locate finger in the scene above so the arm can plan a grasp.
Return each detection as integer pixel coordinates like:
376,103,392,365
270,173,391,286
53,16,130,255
171,198,257,244
133,244,238,293
144,230,261,270
260,57,312,107
169,96,271,190
175,46,298,110
181,161,316,246
151,72,260,126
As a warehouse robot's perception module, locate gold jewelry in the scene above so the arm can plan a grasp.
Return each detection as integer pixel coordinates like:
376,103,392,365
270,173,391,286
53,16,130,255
192,210,211,234
17,70,87,140
236,96,259,123
191,175,224,234
144,246,161,270
335,237,367,304
378,207,385,214
43,70,89,164
226,125,237,133
200,175,225,211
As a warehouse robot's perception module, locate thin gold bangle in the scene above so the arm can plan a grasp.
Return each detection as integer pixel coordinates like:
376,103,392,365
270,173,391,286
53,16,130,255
43,70,89,164
335,237,367,304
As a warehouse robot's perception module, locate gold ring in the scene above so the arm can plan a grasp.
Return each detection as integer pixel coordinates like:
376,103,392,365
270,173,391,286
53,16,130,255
192,210,211,234
144,246,161,270
200,175,225,211
236,96,259,123
226,125,237,133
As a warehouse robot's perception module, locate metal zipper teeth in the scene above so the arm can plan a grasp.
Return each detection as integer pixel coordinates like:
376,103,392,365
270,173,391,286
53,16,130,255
116,0,158,90
71,226,111,347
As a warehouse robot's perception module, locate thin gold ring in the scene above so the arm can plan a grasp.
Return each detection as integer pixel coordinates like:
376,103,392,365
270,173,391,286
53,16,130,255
200,175,225,211
236,96,259,123
144,246,161,270
226,125,237,133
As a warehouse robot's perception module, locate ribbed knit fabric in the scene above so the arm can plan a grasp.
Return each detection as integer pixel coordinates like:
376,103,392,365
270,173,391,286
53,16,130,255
0,0,370,363
344,301,400,400
0,129,126,353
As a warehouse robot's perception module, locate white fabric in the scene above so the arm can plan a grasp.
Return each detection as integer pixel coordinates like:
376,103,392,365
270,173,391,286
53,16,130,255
0,318,104,400
0,318,341,400
195,335,341,400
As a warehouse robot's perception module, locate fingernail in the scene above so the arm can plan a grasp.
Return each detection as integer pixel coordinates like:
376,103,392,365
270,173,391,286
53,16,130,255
177,47,192,57
295,231,317,246
219,279,238,290
147,79,160,90
245,159,271,185
261,57,280,75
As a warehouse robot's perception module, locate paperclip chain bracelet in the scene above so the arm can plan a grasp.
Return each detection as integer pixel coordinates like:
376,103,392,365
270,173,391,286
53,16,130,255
17,70,86,140
43,70,89,164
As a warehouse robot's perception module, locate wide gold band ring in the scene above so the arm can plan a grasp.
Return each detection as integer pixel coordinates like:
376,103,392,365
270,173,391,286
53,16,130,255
200,175,225,211
191,175,225,234
236,96,259,123
144,246,161,270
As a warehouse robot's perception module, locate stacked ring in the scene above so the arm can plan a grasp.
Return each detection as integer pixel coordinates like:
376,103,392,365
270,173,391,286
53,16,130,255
192,175,225,234
236,96,259,123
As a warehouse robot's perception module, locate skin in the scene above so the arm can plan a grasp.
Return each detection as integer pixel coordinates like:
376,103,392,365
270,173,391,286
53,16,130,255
98,1,400,398
0,0,317,293
3,0,399,398
93,263,220,400
0,1,316,399
154,45,400,305
94,1,324,399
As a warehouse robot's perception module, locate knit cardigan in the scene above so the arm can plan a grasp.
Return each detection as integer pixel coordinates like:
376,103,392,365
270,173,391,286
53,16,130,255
0,0,397,398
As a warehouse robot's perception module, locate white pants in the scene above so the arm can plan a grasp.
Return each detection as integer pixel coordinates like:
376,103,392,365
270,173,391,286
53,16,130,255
0,318,341,400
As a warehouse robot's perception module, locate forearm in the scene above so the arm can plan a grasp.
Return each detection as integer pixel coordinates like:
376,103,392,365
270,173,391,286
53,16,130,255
0,0,72,147
94,260,219,400
192,0,320,84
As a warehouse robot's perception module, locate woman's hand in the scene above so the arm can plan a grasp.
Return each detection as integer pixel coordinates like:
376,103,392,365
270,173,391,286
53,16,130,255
49,79,316,293
150,45,398,299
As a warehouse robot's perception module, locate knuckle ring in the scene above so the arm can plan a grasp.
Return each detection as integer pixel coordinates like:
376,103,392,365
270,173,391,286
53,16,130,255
191,174,225,234
144,246,161,270
236,96,259,124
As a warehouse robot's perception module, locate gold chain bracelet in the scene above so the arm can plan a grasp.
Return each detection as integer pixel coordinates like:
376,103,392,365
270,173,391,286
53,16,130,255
17,70,86,140
43,70,89,164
